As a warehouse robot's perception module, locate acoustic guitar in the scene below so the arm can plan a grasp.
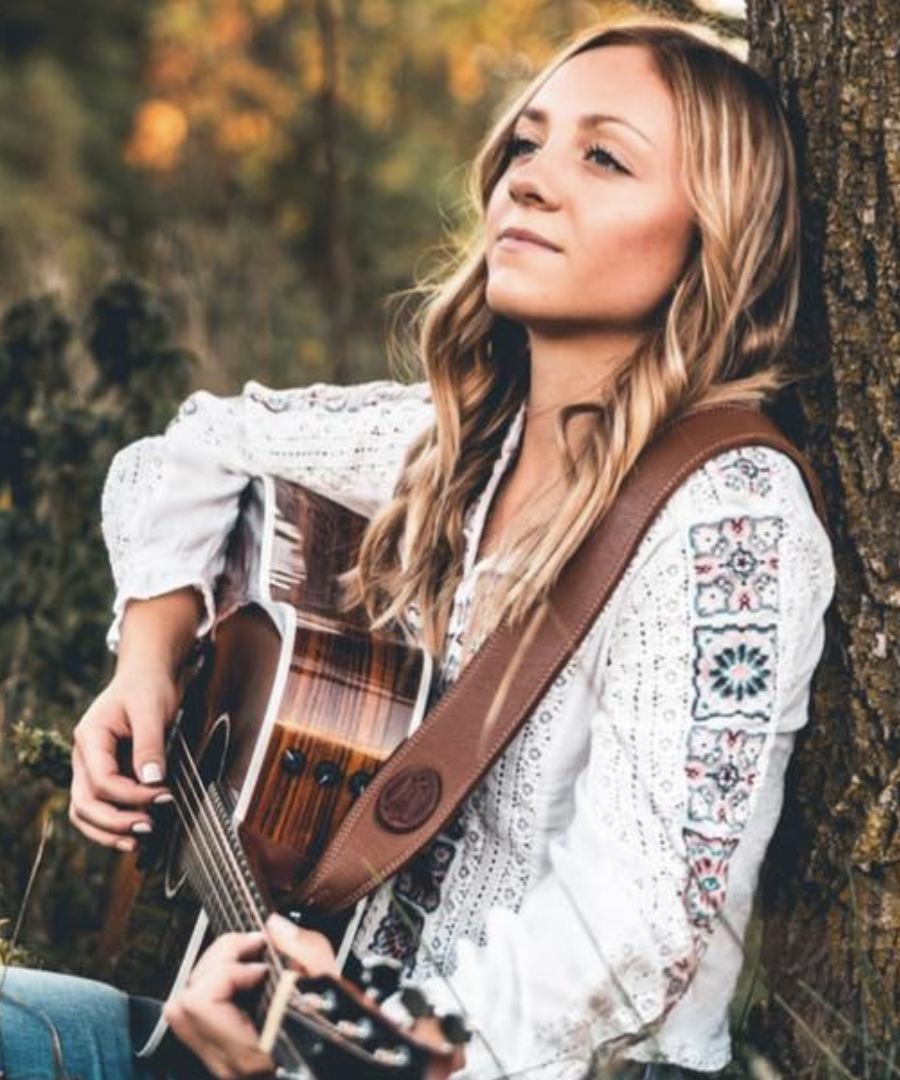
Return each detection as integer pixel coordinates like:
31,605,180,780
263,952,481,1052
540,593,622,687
98,476,458,1079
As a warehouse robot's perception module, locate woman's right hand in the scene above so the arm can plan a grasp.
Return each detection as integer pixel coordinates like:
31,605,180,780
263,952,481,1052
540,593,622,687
70,588,204,850
69,669,180,851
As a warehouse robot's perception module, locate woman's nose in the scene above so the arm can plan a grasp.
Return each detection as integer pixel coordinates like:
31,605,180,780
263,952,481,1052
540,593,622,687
506,153,562,209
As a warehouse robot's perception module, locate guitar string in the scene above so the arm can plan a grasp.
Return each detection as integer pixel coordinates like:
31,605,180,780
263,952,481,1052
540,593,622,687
167,741,399,1066
169,726,268,926
167,731,279,959
161,771,314,1070
165,748,304,1062
164,752,267,950
165,732,344,1061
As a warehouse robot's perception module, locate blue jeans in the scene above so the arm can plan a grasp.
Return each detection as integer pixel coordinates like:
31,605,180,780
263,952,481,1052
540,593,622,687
0,966,702,1080
0,968,219,1080
0,967,157,1080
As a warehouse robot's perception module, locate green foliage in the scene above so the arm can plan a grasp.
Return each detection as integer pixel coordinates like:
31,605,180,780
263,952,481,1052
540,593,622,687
0,279,195,971
0,919,40,968
10,722,73,788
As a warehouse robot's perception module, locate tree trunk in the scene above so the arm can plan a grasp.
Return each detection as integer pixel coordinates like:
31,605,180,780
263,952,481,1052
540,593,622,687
315,0,353,383
747,1,900,1075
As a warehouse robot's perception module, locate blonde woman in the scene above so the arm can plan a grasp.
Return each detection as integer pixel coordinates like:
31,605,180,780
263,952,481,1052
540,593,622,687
1,18,834,1080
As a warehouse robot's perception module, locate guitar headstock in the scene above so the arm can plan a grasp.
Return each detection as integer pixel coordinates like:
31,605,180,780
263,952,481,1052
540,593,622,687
267,970,464,1080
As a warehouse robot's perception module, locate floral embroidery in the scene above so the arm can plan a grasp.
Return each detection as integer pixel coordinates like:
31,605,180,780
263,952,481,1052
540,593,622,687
368,814,466,971
682,829,738,930
678,502,784,972
689,516,781,616
685,727,766,833
692,623,777,722
717,448,774,498
662,955,697,1006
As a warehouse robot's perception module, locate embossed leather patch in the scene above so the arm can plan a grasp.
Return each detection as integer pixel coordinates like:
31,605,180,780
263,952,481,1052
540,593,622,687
376,766,442,833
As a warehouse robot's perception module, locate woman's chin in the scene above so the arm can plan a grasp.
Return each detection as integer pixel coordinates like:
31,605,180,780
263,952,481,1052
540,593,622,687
485,287,551,325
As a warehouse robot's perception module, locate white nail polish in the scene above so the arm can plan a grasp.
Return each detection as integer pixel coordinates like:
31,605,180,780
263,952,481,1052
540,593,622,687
141,763,163,784
132,822,153,834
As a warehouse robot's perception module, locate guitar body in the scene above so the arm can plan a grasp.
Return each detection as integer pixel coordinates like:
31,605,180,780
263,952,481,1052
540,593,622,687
98,477,431,1058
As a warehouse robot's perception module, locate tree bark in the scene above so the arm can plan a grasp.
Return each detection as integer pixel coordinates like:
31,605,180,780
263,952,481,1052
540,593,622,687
747,1,900,1075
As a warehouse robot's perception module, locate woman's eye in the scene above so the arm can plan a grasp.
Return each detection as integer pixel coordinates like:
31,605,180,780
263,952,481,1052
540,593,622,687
506,134,537,159
585,143,628,175
505,134,629,176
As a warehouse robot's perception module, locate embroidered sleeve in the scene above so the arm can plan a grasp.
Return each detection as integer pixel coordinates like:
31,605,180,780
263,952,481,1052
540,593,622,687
411,447,834,1080
100,378,433,650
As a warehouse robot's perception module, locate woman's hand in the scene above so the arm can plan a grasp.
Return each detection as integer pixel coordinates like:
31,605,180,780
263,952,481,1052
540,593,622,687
163,930,273,1080
163,914,465,1079
69,668,179,850
163,915,338,1080
69,588,204,850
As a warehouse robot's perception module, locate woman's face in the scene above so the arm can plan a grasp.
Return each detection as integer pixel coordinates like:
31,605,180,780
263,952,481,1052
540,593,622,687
484,44,696,338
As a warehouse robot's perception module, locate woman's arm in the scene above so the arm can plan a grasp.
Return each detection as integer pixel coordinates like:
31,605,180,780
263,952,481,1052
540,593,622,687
70,378,434,849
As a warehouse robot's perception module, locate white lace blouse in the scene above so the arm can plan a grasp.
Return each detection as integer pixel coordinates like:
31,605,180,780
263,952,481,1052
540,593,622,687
100,378,835,1078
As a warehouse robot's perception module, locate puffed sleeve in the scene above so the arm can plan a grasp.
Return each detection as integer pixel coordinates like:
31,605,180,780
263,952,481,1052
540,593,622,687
411,446,835,1080
100,378,433,651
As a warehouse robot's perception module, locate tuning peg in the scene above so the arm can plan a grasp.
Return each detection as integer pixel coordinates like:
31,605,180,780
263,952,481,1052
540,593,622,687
438,1012,471,1046
399,986,433,1020
299,988,337,1016
336,1017,375,1044
359,956,403,1002
372,1045,413,1068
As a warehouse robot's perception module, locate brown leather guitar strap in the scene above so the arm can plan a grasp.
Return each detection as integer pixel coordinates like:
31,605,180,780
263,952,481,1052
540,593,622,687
295,403,829,915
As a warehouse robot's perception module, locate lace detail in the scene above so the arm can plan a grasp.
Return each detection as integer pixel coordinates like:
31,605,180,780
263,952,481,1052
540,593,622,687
101,437,164,588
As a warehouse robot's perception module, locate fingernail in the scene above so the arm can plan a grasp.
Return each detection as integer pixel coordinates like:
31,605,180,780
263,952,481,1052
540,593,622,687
116,838,136,852
132,822,153,835
152,792,175,805
141,763,164,784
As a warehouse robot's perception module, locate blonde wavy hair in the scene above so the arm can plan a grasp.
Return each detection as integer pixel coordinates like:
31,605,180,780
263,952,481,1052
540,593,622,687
348,17,802,656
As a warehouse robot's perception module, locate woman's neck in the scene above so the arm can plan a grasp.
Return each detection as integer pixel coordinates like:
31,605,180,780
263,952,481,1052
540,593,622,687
518,325,640,472
475,327,640,563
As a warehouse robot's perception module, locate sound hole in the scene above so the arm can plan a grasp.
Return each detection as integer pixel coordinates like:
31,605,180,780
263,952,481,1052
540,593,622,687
164,714,231,899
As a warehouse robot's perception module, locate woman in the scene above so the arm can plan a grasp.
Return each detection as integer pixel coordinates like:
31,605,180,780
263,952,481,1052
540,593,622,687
1,17,834,1080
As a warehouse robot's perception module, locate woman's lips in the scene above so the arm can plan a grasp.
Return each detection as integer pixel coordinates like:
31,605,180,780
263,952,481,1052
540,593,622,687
496,228,561,253
496,236,558,252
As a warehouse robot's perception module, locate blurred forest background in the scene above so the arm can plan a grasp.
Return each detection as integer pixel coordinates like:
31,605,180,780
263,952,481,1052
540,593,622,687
7,1,892,1078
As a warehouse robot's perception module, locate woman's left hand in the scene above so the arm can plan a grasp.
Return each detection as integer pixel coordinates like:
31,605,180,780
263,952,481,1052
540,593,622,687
163,914,338,1079
164,913,465,1079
